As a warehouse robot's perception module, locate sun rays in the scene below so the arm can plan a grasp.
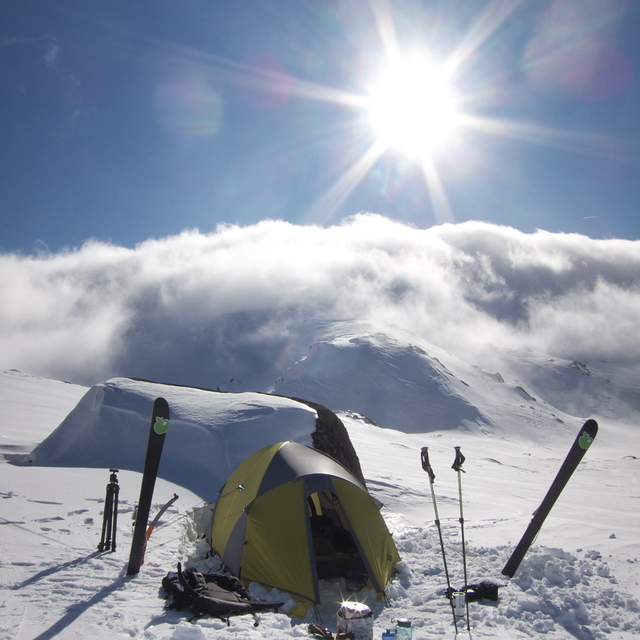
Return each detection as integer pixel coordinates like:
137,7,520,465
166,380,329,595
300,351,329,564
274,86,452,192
140,0,625,229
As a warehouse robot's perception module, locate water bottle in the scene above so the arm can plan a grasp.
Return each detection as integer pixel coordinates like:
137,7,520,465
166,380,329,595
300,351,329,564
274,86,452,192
381,630,395,640
452,591,466,618
394,618,412,640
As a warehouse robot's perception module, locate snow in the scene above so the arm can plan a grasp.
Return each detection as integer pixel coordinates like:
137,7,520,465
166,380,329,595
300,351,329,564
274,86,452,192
26,377,317,501
1,318,639,639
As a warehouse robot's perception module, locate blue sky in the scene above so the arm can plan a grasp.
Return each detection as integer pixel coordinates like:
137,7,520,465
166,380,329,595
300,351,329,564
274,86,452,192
2,0,639,253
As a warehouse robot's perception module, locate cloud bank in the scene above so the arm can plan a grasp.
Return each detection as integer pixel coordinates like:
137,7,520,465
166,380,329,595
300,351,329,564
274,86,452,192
1,214,639,387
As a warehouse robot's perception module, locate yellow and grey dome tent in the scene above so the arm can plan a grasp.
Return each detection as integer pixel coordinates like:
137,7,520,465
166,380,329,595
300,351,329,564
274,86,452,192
209,441,400,608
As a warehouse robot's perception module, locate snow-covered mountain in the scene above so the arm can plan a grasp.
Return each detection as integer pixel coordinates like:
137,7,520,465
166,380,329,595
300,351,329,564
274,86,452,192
1,318,639,639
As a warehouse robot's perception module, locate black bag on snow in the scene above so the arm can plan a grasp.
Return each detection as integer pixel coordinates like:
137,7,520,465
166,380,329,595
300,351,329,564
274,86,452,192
162,562,285,620
463,581,500,602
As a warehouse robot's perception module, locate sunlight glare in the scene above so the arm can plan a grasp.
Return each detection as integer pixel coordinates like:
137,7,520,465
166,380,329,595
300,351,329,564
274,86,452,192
368,57,460,157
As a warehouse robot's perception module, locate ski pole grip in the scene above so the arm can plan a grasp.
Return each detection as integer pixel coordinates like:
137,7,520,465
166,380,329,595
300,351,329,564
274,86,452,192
452,446,466,472
421,447,436,481
421,447,429,471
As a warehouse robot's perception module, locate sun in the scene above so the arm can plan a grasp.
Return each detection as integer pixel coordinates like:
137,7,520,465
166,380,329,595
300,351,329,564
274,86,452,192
367,57,461,158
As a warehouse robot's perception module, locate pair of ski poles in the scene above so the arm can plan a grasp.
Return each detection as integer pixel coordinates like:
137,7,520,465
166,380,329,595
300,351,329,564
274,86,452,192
421,446,470,633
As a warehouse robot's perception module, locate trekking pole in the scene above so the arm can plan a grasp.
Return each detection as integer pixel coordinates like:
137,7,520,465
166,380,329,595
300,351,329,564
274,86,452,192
421,447,458,631
140,493,179,566
452,448,470,632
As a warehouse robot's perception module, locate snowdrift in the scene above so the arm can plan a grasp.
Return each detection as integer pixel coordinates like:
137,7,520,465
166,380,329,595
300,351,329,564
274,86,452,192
28,377,318,500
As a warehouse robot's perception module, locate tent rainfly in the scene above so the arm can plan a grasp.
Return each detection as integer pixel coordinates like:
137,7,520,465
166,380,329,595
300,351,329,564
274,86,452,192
209,441,400,607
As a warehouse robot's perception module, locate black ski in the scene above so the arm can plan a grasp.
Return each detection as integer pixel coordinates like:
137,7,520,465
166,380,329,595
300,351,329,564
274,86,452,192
127,397,170,576
501,419,598,578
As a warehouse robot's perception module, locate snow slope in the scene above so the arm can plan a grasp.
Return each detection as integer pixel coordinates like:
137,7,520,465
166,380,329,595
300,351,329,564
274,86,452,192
1,316,639,639
0,371,88,456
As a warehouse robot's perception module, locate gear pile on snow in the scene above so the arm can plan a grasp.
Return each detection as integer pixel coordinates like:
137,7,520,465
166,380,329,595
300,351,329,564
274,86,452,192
162,563,284,622
456,582,500,602
308,623,355,639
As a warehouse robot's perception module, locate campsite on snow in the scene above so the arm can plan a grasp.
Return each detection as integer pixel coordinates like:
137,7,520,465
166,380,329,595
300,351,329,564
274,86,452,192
1,314,639,639
3,0,640,634
2,213,640,640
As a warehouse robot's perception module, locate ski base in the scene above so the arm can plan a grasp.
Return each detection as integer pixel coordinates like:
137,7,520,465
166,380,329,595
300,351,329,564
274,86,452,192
126,397,170,576
502,419,598,578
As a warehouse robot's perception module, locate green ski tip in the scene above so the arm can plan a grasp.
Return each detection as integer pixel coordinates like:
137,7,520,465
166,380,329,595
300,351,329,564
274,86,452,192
153,417,169,434
578,430,594,450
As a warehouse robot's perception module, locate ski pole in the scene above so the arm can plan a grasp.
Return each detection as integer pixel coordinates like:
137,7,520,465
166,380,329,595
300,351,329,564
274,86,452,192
140,493,179,565
452,447,470,632
421,447,458,631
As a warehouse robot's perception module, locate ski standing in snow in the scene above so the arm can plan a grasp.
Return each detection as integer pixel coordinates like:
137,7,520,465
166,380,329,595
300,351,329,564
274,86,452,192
501,419,598,578
127,397,171,576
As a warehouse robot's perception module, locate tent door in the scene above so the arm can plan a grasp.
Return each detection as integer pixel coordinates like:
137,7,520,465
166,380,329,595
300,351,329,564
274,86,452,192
308,492,366,580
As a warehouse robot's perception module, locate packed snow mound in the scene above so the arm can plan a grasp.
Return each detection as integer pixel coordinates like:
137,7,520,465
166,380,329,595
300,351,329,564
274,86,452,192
28,377,318,500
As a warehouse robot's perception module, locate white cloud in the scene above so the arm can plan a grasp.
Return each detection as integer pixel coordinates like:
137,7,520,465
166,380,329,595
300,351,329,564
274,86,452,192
1,215,638,386
43,44,60,68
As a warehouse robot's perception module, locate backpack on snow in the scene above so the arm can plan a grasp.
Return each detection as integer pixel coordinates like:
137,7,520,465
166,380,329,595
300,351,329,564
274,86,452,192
162,562,285,621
